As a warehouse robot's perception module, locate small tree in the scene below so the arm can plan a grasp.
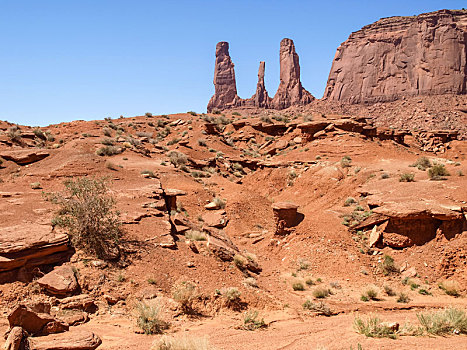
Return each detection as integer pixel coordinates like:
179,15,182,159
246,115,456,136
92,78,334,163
48,177,122,260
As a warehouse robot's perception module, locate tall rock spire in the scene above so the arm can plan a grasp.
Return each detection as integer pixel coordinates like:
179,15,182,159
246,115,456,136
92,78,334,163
250,61,271,108
207,42,240,112
271,38,314,109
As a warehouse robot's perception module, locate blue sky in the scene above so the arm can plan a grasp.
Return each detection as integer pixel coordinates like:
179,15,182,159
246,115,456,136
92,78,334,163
1,0,464,126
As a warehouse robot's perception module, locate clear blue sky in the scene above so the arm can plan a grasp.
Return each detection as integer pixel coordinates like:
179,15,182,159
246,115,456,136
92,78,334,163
1,0,464,126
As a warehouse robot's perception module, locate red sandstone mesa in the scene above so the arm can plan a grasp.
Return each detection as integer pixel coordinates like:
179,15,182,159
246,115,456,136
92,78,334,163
324,9,467,104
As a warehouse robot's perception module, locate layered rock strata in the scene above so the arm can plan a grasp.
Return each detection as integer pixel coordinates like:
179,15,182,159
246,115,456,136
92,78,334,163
324,9,467,104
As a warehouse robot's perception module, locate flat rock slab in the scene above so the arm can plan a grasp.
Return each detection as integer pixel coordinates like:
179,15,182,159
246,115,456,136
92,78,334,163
8,305,68,336
0,149,49,165
29,330,102,350
0,224,69,273
37,265,79,296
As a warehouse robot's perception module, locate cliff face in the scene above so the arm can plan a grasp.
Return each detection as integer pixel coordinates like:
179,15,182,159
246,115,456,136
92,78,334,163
324,9,467,104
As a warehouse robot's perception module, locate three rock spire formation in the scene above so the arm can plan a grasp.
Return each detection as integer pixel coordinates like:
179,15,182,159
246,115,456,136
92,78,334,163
207,38,313,112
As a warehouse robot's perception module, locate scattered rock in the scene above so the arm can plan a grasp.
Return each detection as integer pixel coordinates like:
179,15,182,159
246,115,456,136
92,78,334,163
4,326,28,350
28,330,101,350
0,150,49,165
8,305,68,336
37,265,79,297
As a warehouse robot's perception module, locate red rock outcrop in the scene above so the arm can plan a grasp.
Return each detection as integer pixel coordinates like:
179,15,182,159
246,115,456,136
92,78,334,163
271,38,314,109
207,42,240,112
207,38,313,111
324,9,467,104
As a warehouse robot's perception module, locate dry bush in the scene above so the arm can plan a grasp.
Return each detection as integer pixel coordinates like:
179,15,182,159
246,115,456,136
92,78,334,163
417,307,467,335
184,230,206,241
169,151,188,168
303,300,333,316
379,255,398,276
399,173,415,182
7,126,21,142
438,280,460,297
428,163,450,180
172,281,198,313
96,145,122,156
313,287,330,299
47,177,122,260
220,287,241,308
411,157,431,171
242,310,266,331
152,335,216,350
354,315,397,339
136,302,169,334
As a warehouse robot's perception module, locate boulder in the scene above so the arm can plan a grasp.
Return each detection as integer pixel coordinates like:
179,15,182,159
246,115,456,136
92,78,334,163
206,228,239,262
4,327,28,350
272,202,300,235
37,265,79,297
59,294,97,313
28,330,101,350
8,305,68,336
0,150,49,165
202,210,228,228
0,224,71,282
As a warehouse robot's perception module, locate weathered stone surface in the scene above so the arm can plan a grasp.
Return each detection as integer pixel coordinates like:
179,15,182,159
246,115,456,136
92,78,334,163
207,42,240,112
244,61,271,108
37,265,79,297
202,210,228,228
206,228,239,262
8,305,68,336
28,330,102,350
59,294,97,313
272,202,300,235
4,326,28,350
325,9,467,104
271,38,314,109
0,149,49,165
0,224,71,281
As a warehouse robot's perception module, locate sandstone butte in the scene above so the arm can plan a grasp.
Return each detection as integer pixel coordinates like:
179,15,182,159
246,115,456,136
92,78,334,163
208,9,467,111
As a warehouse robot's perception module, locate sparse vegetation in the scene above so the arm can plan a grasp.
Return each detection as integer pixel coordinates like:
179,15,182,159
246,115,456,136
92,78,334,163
141,169,156,178
399,173,415,182
169,151,188,168
438,280,460,297
30,182,42,189
428,163,450,180
313,287,330,299
172,281,198,314
397,292,410,303
292,282,305,291
383,285,395,296
411,157,431,171
242,310,266,331
221,287,241,307
213,197,226,209
303,300,332,316
136,302,169,335
344,197,356,206
96,145,122,156
233,254,247,270
47,177,122,260
354,315,397,339
7,126,21,142
185,230,206,241
361,287,378,302
340,155,352,168
417,307,467,335
379,255,398,276
152,335,216,350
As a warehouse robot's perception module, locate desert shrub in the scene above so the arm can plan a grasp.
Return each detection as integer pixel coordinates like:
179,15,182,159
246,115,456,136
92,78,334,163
340,155,352,168
438,280,460,297
197,139,207,147
232,162,244,172
33,128,46,140
136,131,153,138
47,177,121,260
45,131,55,142
411,157,431,171
233,254,247,270
417,307,467,335
303,300,332,316
172,281,198,313
136,302,169,334
418,288,431,295
297,258,310,271
105,161,119,170
242,310,266,330
187,111,197,116
221,287,241,307
232,112,241,116
169,151,188,168
100,138,115,146
354,315,397,339
383,285,395,296
399,173,415,182
397,292,410,303
313,287,330,299
292,282,305,291
305,278,315,286
213,197,226,209
243,277,258,288
260,115,272,124
344,197,356,206
125,136,142,146
381,173,389,179
380,255,398,276
428,163,450,180
102,127,112,137
7,126,21,142
361,288,378,301
145,112,153,117
153,335,216,350
30,182,42,189
184,230,206,241
96,145,122,156
167,137,181,146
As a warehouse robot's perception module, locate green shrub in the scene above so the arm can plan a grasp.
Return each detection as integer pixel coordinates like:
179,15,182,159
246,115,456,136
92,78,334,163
213,197,226,209
136,302,169,334
354,315,397,339
417,307,467,335
242,310,266,331
344,197,356,206
313,287,330,299
397,292,410,303
292,282,305,291
341,156,352,168
411,157,431,171
303,300,332,316
197,139,207,147
380,255,398,276
361,288,378,301
399,173,415,182
383,285,395,296
428,163,450,180
47,177,122,260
